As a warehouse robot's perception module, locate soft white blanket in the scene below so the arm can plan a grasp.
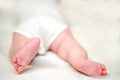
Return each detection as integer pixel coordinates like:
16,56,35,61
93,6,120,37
0,0,120,80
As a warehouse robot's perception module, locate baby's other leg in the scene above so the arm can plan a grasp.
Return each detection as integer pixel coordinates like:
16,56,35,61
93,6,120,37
50,28,107,77
9,33,40,73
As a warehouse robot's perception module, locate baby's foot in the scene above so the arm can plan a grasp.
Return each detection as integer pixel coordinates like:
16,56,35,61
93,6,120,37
12,38,40,73
68,56,107,77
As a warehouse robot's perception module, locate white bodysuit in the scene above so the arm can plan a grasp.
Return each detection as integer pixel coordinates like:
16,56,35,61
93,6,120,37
14,0,67,54
14,3,68,54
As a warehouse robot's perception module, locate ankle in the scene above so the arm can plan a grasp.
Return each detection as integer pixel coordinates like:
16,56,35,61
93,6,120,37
66,45,88,62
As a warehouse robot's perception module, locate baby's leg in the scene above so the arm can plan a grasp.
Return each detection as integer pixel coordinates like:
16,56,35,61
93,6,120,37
9,33,40,73
50,28,107,77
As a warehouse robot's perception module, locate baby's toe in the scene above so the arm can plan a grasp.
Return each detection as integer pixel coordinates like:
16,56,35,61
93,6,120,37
13,63,18,68
100,64,107,76
102,70,107,75
12,57,17,64
101,64,106,70
17,66,24,73
96,64,105,76
98,68,102,75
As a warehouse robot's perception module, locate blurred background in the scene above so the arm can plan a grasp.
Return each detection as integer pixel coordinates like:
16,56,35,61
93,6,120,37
0,0,120,79
0,0,120,59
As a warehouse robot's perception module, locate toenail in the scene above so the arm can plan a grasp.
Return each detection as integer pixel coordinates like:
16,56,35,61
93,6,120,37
103,71,107,75
102,65,106,69
14,64,18,67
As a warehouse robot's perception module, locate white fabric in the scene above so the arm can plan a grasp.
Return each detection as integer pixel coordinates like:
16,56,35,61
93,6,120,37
14,14,68,54
14,0,67,54
1,0,120,80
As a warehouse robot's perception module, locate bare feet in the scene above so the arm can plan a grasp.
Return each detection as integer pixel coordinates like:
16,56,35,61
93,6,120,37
12,38,40,73
68,55,107,77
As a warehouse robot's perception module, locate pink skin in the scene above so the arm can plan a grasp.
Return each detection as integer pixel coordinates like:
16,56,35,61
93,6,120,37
9,29,107,77
68,56,107,77
9,33,40,73
50,29,107,77
12,38,40,73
